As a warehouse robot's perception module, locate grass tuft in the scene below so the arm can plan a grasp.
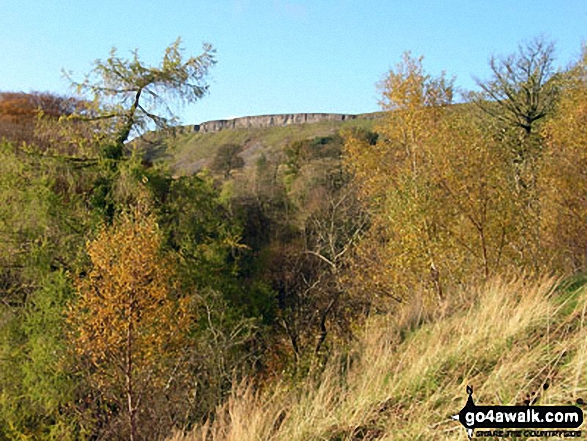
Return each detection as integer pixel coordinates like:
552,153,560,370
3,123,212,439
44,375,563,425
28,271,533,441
169,276,587,440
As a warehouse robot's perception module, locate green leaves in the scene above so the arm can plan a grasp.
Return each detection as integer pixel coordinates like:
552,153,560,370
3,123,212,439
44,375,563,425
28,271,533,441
65,37,216,148
0,146,83,436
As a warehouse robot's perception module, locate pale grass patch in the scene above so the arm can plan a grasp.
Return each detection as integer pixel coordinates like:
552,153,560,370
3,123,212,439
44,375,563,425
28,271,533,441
170,276,586,441
168,382,287,441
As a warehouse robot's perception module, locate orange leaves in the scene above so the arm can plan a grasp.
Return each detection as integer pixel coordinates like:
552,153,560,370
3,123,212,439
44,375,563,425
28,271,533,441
68,207,190,392
0,92,81,147
67,206,195,438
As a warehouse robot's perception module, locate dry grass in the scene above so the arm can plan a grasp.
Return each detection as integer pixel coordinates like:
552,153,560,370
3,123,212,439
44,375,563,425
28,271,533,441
169,276,586,441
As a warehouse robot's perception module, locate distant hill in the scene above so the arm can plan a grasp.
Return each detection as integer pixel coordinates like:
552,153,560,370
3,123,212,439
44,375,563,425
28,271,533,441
193,112,366,133
138,112,383,176
0,92,80,147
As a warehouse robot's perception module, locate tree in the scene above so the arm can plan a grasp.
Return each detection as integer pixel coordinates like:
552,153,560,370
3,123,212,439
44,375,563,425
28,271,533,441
474,36,559,135
0,141,93,439
40,38,216,222
473,38,560,254
343,51,547,307
302,179,368,357
65,37,215,153
0,91,80,148
211,143,245,178
344,53,455,303
68,206,191,440
541,47,587,270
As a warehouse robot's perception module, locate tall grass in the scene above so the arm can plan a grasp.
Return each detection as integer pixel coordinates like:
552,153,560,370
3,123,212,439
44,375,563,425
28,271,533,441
169,276,586,440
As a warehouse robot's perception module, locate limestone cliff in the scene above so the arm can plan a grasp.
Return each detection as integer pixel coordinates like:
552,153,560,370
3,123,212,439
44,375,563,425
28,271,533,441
193,113,359,133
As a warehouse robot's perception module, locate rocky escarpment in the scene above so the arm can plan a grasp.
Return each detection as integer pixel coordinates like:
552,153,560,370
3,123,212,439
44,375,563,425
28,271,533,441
193,113,358,133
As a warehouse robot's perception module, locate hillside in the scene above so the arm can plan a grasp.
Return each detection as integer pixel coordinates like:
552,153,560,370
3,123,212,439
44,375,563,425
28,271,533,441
139,112,381,176
171,276,587,440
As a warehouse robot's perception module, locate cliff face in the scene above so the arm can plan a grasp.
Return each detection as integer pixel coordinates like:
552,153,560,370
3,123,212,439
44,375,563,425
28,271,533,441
193,113,357,133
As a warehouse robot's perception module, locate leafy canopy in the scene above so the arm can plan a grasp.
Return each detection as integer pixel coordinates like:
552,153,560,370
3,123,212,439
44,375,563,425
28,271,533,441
68,205,191,440
66,37,216,147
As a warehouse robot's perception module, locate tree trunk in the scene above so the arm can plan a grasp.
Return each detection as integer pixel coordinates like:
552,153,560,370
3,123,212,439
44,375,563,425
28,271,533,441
116,88,143,148
126,299,137,441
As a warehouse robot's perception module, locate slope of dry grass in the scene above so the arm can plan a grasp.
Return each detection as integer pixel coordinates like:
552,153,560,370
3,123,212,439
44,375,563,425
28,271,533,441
169,276,586,441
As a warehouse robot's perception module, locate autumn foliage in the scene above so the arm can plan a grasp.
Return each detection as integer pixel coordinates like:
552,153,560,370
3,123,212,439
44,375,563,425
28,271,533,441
541,49,587,270
2,37,587,441
68,206,191,440
342,46,584,308
0,91,80,146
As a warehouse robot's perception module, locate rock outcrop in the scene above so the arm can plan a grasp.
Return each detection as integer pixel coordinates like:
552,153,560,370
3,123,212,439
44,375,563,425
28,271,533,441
193,113,358,133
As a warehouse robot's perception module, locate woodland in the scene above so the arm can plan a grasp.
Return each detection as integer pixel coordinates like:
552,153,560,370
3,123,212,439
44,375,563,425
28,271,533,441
0,36,586,440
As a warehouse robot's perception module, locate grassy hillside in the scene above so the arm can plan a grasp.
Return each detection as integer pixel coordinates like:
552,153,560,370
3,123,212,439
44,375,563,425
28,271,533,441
170,276,587,440
139,114,380,176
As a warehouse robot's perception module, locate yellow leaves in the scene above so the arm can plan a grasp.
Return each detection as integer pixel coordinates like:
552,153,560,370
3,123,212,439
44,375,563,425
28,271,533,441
377,52,454,147
348,55,456,213
342,55,459,304
540,49,587,269
342,51,554,305
68,207,191,391
378,52,427,112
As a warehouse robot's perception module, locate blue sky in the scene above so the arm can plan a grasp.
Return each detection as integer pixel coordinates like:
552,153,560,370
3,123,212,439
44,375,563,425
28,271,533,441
0,0,585,125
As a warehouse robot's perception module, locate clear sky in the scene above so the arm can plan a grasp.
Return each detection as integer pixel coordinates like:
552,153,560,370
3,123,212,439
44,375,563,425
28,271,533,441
0,0,585,125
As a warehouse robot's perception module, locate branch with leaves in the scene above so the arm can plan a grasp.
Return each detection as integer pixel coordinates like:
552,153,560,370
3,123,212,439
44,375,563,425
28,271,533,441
63,37,216,150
